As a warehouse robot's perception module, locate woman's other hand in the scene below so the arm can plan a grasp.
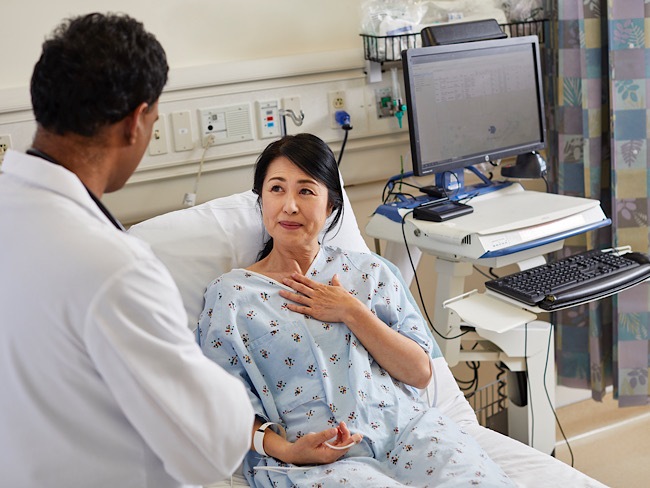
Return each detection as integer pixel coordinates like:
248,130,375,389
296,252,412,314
281,422,362,466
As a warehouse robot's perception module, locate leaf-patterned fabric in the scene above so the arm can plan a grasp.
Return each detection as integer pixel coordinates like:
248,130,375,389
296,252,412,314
547,0,650,405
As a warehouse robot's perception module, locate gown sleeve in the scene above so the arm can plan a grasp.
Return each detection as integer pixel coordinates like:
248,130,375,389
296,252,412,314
199,275,268,420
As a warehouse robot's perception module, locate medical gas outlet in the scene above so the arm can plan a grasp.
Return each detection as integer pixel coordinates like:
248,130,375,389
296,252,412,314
256,100,281,139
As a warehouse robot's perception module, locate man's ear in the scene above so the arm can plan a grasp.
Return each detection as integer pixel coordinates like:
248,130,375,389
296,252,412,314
124,102,149,144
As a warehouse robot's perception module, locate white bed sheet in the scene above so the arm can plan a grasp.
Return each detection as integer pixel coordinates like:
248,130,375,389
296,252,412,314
207,357,606,488
130,188,606,488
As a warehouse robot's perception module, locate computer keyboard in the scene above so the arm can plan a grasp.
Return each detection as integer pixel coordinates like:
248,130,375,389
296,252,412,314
485,249,650,311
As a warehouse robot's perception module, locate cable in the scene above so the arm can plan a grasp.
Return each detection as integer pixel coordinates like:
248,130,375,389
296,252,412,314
382,179,438,206
457,361,481,395
543,323,574,466
337,128,349,167
495,362,508,410
396,181,424,192
524,323,534,448
194,135,214,195
400,209,469,341
335,110,353,167
472,265,495,280
183,134,215,207
542,173,550,192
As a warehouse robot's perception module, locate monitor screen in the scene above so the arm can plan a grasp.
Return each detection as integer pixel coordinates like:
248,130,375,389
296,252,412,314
402,36,546,177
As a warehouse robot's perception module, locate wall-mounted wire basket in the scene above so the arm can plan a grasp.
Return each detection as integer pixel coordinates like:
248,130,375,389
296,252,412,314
360,19,548,63
360,32,420,63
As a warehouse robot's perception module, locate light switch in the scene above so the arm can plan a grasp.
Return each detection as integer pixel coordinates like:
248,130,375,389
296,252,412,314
148,115,168,155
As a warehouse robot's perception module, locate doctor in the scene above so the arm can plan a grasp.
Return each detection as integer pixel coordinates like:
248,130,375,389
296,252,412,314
0,12,253,488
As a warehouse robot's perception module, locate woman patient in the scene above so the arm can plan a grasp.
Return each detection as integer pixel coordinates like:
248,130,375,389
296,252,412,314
199,133,513,487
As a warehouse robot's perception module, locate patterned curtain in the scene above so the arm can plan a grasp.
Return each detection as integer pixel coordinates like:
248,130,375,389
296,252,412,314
547,0,650,406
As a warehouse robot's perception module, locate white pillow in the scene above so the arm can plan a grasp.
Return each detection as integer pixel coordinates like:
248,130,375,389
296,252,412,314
129,187,369,330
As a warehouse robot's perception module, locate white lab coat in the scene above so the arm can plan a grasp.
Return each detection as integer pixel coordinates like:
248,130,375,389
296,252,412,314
0,150,254,488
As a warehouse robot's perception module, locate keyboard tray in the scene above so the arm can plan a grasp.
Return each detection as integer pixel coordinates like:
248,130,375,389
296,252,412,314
485,250,650,311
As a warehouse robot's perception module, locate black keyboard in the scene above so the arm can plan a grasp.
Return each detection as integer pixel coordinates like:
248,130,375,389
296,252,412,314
485,250,650,311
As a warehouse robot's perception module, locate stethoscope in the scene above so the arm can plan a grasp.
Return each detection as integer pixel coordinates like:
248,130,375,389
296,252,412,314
26,148,125,232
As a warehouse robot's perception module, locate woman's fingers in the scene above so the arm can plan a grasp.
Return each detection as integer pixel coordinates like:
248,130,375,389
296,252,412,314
282,276,313,295
278,288,308,304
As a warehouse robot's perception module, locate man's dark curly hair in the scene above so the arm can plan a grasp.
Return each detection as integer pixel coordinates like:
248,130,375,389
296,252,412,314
30,12,168,137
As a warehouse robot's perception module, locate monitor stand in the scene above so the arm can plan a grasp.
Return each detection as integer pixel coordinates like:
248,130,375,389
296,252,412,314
435,165,512,202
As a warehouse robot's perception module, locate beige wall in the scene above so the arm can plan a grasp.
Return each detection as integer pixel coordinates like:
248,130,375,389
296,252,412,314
1,0,364,91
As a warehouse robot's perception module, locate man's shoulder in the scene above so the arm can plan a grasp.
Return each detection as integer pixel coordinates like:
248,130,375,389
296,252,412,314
74,227,167,283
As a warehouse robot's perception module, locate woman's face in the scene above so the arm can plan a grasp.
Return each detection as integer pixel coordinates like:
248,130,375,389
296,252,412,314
260,156,332,250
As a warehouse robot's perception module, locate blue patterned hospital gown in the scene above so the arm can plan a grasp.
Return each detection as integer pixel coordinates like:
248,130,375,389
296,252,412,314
199,246,513,488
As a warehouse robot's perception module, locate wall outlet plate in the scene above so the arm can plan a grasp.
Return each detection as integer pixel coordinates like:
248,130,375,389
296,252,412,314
0,134,12,152
171,111,194,151
256,100,281,139
148,116,168,155
0,134,12,165
198,104,253,146
327,90,346,129
281,96,302,114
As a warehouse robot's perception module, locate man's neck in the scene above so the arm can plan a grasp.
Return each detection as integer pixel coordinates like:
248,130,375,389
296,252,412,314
31,128,110,198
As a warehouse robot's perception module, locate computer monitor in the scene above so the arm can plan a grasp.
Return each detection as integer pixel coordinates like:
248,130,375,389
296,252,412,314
402,35,547,180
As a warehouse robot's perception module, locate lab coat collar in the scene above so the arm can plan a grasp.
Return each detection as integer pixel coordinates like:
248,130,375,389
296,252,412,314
2,149,121,230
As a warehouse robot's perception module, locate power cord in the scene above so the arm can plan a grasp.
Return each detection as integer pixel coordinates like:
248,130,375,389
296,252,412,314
496,362,508,410
543,322,574,466
457,360,481,394
335,110,352,167
183,134,215,207
399,209,469,341
523,322,572,464
524,324,534,448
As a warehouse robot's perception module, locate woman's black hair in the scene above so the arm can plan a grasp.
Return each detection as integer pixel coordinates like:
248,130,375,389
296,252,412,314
253,133,345,261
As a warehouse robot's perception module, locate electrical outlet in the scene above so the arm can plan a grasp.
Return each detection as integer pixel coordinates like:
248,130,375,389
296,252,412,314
328,90,347,129
0,134,12,165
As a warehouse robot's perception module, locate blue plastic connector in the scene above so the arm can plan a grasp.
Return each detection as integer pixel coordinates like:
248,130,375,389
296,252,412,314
335,110,352,129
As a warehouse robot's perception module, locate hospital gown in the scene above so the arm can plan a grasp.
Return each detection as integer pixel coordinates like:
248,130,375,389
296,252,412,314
199,246,514,487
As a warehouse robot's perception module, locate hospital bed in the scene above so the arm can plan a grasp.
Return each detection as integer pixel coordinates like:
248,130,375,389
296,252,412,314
129,185,606,488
